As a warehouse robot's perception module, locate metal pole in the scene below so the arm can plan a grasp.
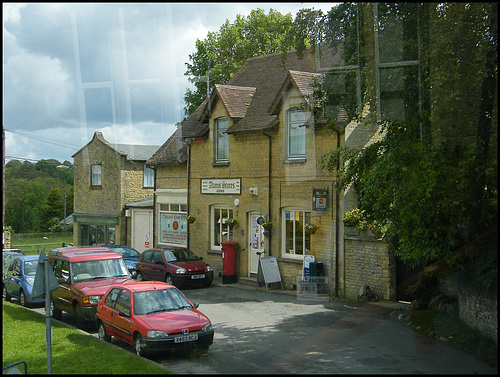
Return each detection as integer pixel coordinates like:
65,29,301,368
44,259,53,374
63,194,67,230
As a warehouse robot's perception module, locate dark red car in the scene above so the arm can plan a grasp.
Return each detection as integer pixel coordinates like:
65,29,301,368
95,281,214,356
136,248,213,288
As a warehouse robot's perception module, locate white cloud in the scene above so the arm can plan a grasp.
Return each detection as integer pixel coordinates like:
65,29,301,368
3,3,339,163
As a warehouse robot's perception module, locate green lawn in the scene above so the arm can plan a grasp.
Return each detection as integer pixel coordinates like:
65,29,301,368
2,301,171,374
9,233,74,255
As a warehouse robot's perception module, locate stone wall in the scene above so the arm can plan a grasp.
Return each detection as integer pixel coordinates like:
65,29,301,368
459,291,497,344
344,229,393,301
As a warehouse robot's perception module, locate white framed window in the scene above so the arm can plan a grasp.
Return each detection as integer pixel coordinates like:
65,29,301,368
91,164,102,187
286,110,306,160
143,164,154,188
281,208,311,259
215,117,229,162
211,206,234,250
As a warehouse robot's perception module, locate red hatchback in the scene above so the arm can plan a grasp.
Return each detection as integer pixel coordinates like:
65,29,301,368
136,248,213,287
95,281,214,356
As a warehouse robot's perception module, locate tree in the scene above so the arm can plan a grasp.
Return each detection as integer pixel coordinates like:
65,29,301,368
4,159,74,233
183,8,300,116
40,188,65,232
297,4,497,273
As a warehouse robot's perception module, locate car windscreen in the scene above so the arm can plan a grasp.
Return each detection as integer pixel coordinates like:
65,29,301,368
133,288,193,315
109,247,140,258
23,260,38,276
163,249,200,262
71,259,130,283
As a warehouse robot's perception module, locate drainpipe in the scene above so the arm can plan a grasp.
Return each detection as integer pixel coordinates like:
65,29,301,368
263,131,272,256
186,140,192,250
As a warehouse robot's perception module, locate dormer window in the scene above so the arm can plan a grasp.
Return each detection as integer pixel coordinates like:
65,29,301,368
286,109,306,160
215,117,229,162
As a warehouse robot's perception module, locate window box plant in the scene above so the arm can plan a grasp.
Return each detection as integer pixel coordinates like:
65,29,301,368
305,222,319,235
225,217,239,228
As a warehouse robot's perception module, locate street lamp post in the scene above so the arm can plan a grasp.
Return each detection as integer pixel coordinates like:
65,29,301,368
63,194,67,230
56,164,71,231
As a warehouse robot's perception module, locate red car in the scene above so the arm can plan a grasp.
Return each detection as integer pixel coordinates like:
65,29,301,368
136,248,213,287
95,281,214,356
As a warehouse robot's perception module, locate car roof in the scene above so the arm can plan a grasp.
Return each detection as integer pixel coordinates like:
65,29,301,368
18,254,40,261
109,281,173,293
48,247,122,262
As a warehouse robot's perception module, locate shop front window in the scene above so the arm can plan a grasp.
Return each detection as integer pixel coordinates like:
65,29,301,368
79,224,113,245
282,209,311,258
212,206,233,250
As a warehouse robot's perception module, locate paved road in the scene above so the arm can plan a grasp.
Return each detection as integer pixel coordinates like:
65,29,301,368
28,281,497,374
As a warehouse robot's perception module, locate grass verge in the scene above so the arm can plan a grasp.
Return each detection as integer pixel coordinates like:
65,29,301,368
9,233,74,255
2,301,171,374
399,308,497,365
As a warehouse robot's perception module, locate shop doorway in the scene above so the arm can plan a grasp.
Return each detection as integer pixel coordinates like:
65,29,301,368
248,213,265,275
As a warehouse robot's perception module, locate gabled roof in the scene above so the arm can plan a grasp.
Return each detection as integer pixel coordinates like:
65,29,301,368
72,131,160,162
269,70,323,115
150,46,346,166
211,84,256,120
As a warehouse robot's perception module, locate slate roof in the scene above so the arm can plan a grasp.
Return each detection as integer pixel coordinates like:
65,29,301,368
72,131,160,162
212,84,256,120
150,46,347,166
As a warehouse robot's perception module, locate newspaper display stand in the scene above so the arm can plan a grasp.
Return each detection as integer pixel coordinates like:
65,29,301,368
256,256,283,291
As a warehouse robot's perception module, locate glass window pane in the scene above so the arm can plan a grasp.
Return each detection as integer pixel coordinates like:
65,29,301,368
288,110,306,158
216,118,229,161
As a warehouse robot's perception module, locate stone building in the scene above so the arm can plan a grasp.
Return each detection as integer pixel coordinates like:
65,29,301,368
148,47,394,301
72,131,159,248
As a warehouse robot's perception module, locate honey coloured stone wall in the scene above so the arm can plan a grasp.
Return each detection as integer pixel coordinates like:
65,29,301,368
344,230,393,301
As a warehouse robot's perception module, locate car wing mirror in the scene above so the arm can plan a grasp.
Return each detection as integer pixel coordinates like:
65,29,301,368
198,257,203,261
118,310,130,318
193,302,199,309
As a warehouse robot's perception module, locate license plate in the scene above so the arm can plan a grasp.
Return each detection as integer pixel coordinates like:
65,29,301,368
174,334,198,343
191,274,205,279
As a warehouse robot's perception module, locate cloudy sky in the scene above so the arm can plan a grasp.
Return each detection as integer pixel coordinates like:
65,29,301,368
3,2,336,164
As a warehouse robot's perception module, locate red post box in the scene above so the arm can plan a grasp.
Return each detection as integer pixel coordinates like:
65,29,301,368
221,241,238,284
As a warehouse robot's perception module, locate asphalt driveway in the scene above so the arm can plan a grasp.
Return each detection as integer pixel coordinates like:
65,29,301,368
155,281,497,374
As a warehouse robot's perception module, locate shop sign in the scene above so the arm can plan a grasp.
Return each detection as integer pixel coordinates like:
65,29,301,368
201,178,241,194
160,213,187,246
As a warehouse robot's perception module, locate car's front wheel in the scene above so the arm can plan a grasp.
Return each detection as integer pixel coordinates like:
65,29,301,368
98,321,111,342
134,333,147,357
165,274,173,285
74,303,88,330
19,290,28,307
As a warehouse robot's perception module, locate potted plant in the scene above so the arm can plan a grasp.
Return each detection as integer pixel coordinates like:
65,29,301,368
225,217,239,228
186,215,196,224
305,222,319,235
262,221,273,231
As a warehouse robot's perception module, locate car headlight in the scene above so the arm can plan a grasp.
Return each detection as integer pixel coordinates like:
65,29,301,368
206,265,212,272
147,330,169,338
175,268,186,274
201,322,213,332
83,295,101,305
26,277,35,286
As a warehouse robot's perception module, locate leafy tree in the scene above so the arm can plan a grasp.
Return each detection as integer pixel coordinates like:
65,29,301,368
296,4,497,272
4,159,74,233
184,8,302,116
40,188,65,231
